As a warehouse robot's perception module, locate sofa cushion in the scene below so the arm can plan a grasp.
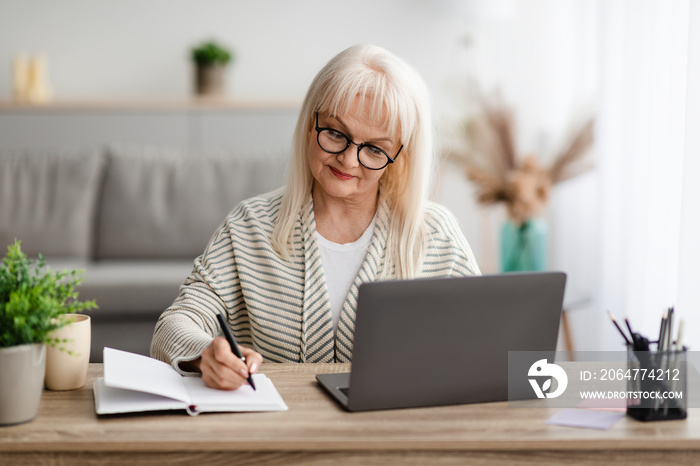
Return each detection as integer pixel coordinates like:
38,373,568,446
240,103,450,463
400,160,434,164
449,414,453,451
0,148,105,259
95,145,288,260
69,259,194,314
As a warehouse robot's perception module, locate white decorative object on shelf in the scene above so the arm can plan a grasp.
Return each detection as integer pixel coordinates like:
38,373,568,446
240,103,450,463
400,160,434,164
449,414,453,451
12,53,29,100
12,52,53,103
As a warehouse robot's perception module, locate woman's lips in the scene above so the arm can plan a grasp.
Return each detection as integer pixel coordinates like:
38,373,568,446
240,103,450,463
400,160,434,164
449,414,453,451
330,166,354,180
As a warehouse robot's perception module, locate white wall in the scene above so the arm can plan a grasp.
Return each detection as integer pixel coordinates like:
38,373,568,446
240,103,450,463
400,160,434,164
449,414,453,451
0,0,465,100
0,0,595,129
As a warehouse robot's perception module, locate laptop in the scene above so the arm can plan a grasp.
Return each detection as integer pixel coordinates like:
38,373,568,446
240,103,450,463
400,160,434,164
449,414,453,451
316,271,566,411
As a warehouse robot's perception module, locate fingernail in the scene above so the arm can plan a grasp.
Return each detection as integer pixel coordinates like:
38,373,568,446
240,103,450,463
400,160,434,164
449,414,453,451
250,362,258,373
239,368,249,378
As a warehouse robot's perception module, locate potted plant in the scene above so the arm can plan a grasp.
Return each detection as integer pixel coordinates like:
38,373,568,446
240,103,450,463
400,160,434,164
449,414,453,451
191,40,234,97
0,240,96,425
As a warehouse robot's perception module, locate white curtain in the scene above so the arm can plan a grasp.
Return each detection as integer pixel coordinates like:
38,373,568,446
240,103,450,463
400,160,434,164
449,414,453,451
677,1,700,351
596,0,696,350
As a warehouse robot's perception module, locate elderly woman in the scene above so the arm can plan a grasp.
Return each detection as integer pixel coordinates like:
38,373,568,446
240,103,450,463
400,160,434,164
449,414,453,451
151,44,480,389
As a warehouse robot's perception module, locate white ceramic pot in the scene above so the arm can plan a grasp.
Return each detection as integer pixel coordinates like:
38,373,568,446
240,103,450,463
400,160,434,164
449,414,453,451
0,343,46,425
44,313,91,390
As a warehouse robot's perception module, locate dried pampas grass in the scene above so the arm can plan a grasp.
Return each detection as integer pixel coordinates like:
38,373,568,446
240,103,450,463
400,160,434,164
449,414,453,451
452,93,594,225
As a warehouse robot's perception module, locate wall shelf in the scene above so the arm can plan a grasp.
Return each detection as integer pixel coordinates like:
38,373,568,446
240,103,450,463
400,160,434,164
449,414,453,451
0,98,301,113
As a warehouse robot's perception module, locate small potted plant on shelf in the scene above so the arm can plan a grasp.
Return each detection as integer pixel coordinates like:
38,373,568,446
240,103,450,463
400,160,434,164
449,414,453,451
191,40,234,98
0,240,96,425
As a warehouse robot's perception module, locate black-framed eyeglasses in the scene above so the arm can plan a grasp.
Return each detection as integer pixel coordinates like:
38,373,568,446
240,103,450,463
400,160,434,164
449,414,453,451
314,112,403,170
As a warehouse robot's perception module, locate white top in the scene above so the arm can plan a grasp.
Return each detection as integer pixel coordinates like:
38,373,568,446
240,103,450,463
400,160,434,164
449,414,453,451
316,216,376,333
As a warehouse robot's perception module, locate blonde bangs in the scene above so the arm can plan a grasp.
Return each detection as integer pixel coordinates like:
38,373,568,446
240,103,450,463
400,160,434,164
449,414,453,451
316,69,416,152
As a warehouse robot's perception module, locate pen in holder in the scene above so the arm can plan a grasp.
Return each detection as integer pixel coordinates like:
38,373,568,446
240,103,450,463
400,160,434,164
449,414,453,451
626,345,687,422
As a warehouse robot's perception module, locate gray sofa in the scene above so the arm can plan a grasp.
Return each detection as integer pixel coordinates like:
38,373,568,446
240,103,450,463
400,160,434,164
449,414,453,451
0,145,287,362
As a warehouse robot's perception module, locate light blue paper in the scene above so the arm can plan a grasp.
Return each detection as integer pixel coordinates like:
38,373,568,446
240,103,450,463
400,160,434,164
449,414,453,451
546,408,625,430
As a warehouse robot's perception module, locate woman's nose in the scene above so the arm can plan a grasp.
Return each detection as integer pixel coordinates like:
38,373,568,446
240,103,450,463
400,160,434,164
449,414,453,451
336,146,360,168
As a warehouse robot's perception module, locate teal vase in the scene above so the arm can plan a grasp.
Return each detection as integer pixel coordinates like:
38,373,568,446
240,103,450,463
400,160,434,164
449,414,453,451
500,218,548,272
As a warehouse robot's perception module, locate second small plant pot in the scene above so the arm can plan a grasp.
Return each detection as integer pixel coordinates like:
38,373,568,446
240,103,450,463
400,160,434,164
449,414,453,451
195,64,226,97
44,314,91,391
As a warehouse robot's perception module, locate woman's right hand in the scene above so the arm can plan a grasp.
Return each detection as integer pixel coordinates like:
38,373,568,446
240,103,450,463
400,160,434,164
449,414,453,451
194,336,263,390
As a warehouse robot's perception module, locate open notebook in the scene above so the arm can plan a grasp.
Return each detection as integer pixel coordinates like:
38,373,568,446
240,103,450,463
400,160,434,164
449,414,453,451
94,347,288,416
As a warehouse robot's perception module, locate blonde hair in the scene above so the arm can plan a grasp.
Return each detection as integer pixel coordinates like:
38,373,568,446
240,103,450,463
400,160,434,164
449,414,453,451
271,44,434,279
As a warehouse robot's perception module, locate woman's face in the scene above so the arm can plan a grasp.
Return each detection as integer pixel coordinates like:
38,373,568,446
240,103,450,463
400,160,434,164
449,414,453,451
308,98,401,206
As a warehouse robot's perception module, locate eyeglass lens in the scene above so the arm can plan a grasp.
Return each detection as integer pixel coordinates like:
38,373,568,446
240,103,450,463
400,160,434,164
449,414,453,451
317,129,391,170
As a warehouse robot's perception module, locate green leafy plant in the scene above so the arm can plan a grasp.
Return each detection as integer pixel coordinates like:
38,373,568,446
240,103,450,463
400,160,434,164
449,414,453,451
191,40,233,67
0,240,97,348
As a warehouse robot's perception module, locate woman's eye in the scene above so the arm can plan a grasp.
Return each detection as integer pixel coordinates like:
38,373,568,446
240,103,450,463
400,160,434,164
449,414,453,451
327,129,346,141
365,145,385,157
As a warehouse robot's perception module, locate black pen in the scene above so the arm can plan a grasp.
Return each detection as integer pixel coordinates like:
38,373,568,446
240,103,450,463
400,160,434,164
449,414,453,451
623,317,641,350
216,313,256,390
624,317,634,339
666,306,675,351
658,309,668,351
607,311,632,345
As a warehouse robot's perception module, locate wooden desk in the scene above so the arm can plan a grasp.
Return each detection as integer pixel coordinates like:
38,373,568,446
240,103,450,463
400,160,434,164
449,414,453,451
1,363,699,465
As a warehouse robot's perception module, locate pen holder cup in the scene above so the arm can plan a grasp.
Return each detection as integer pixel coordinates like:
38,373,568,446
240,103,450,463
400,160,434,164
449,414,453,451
626,346,687,422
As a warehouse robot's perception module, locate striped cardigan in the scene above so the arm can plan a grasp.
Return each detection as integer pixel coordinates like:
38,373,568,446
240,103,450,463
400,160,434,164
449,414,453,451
151,190,480,372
